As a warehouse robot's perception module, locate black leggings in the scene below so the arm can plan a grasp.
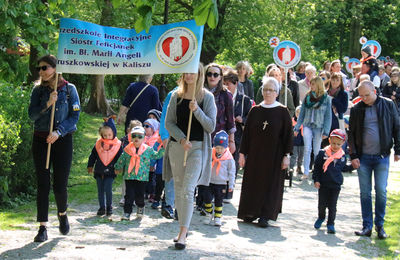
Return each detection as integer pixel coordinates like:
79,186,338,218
32,134,73,222
154,174,165,202
124,180,146,213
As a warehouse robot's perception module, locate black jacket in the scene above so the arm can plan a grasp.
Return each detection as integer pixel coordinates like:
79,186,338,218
348,95,400,159
87,145,123,178
287,80,300,108
233,93,252,144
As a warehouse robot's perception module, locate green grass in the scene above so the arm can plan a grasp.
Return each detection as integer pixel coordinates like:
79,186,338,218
0,112,125,230
376,170,400,259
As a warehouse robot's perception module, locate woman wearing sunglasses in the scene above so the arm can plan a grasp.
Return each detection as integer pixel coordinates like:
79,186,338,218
163,63,217,249
28,54,80,242
199,63,236,206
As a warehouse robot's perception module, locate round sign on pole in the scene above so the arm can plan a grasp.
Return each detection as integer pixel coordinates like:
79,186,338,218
273,40,301,69
359,36,367,45
345,58,361,74
269,37,280,48
362,40,381,58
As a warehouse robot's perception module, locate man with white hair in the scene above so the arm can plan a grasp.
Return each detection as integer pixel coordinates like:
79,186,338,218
348,80,400,239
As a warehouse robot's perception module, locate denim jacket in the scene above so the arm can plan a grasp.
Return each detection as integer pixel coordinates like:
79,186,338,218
295,94,332,136
28,83,80,136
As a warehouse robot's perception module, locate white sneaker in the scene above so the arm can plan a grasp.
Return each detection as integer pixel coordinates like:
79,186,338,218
119,198,125,206
214,217,221,226
203,213,213,225
121,213,130,221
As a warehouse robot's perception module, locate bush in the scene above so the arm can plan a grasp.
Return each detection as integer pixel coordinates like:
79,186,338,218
0,81,34,207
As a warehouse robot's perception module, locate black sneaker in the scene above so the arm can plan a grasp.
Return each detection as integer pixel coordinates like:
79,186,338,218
34,226,48,242
106,207,113,216
97,207,106,216
58,213,70,235
161,205,174,219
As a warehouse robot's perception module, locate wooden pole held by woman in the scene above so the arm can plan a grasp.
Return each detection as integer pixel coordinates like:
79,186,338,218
45,73,60,169
183,89,196,166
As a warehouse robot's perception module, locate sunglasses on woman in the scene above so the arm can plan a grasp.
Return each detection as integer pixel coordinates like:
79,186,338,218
35,65,49,72
206,72,220,78
143,125,151,128
131,134,144,139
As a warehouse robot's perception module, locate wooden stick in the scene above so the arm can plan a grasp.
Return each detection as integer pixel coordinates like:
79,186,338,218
183,88,197,166
284,68,288,106
45,73,60,169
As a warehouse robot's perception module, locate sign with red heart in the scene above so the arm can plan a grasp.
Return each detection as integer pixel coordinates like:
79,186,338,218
345,58,361,74
362,40,381,58
156,27,198,68
273,41,301,68
161,36,190,62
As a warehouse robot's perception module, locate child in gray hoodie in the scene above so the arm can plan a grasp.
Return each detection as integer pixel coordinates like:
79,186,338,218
203,130,236,226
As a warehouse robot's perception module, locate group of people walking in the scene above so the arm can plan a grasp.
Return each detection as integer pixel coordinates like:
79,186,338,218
28,51,399,249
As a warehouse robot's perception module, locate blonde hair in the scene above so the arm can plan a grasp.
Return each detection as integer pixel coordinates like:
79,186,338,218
359,74,370,82
177,63,205,102
127,120,142,133
98,125,112,138
235,61,252,78
309,76,326,98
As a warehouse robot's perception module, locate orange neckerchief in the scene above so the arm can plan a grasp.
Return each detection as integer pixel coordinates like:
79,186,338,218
360,55,375,63
95,138,121,166
145,131,160,147
323,145,345,173
292,118,304,136
124,143,148,174
212,147,233,176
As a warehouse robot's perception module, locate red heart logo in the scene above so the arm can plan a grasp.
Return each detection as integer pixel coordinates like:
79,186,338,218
162,36,190,62
277,47,296,64
373,45,378,55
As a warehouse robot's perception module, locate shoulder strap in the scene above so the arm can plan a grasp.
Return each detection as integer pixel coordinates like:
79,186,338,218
129,83,150,108
66,83,71,99
241,95,245,118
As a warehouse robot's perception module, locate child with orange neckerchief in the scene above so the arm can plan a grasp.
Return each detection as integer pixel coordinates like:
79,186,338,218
115,126,164,221
88,117,122,217
203,130,236,226
312,129,348,234
143,118,160,203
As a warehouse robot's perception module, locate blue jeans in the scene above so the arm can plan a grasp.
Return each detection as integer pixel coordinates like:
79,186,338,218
303,127,323,176
357,154,389,229
96,176,114,209
164,179,175,208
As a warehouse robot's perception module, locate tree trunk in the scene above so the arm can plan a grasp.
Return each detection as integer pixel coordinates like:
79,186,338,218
85,0,114,115
86,74,115,115
348,0,362,58
27,46,39,85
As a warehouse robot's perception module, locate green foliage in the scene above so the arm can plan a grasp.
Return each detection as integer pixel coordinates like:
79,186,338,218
0,81,34,206
375,170,400,259
194,0,218,29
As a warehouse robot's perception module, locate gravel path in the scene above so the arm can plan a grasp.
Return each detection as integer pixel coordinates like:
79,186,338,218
1,166,396,259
